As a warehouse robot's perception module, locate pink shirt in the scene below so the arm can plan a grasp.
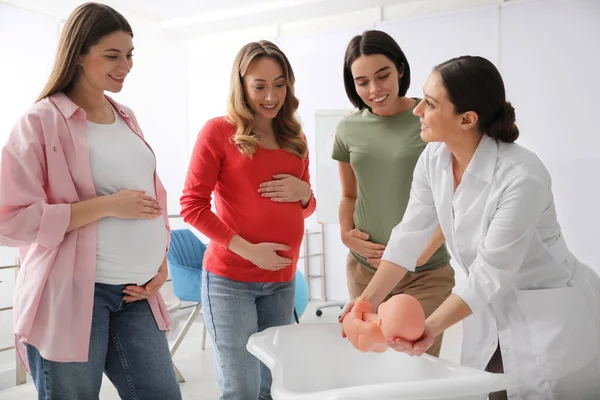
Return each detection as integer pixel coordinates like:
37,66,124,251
0,92,172,368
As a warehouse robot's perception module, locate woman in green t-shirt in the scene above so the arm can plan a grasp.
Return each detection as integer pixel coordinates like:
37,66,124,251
332,30,454,357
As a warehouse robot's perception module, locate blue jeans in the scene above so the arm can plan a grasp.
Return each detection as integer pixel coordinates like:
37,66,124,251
201,269,295,400
26,283,181,400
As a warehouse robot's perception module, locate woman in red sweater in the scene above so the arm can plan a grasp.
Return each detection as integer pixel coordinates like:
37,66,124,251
180,40,316,399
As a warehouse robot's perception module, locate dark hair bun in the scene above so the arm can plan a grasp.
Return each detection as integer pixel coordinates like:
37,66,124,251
487,101,519,143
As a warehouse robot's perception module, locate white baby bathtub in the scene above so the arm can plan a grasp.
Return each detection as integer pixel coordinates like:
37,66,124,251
247,322,519,400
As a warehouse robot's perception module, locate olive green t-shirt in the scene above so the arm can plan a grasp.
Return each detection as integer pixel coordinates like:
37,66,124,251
332,102,450,273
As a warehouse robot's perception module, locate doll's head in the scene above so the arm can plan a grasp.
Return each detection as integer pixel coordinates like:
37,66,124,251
377,294,425,341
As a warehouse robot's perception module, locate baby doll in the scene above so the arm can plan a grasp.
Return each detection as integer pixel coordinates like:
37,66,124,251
342,294,425,352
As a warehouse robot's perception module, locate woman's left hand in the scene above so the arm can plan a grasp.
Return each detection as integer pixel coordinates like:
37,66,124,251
386,324,436,356
258,174,311,203
123,258,168,302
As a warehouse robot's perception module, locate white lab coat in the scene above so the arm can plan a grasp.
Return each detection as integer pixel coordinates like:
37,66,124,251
382,134,600,399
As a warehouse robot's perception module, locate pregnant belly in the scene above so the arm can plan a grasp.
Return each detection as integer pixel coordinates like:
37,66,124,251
96,217,168,272
234,204,305,253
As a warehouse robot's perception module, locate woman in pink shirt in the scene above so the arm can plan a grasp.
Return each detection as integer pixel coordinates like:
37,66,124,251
0,3,180,399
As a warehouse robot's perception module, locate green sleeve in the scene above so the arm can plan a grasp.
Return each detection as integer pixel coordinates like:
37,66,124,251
331,122,350,163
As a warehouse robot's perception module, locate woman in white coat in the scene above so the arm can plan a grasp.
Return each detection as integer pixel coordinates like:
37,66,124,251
343,55,600,400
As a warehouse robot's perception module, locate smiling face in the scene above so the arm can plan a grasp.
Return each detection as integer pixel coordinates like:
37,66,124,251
242,56,287,125
77,30,134,94
350,54,403,116
413,71,466,143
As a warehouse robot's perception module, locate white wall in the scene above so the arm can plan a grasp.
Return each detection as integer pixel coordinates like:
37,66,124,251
0,4,59,141
499,0,600,271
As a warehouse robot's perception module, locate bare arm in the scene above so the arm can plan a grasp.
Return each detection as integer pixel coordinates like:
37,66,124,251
338,161,357,237
426,294,472,337
66,197,110,232
228,234,292,271
67,190,161,233
228,234,254,259
361,260,409,309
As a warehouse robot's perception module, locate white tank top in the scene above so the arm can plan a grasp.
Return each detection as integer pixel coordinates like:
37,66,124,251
87,107,167,285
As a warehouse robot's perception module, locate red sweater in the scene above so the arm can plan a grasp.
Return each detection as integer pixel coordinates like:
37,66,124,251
181,117,316,282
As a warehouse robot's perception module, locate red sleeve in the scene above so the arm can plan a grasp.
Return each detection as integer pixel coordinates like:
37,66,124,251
301,146,316,218
180,119,236,247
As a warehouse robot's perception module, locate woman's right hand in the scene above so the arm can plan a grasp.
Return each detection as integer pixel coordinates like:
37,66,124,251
342,229,386,262
387,324,436,357
247,242,292,271
107,190,162,220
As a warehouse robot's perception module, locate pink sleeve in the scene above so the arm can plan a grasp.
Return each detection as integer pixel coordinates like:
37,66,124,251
180,119,237,248
0,114,71,249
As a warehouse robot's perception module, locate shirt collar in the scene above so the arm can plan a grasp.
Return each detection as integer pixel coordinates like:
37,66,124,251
466,134,498,184
48,92,132,120
432,134,499,184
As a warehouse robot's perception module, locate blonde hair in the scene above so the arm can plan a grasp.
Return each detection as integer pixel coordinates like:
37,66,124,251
226,40,307,159
36,2,132,103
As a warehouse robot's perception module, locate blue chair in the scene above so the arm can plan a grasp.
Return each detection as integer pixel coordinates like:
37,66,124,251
167,229,311,379
167,229,207,382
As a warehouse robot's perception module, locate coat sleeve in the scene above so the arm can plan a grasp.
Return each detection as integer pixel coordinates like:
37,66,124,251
381,145,440,271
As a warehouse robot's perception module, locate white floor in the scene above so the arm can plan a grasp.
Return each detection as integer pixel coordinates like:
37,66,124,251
0,301,463,399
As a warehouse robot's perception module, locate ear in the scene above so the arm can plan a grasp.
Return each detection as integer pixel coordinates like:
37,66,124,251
460,111,478,131
397,63,405,79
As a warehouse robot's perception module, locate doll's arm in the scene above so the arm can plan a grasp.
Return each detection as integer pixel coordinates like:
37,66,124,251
343,297,386,352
